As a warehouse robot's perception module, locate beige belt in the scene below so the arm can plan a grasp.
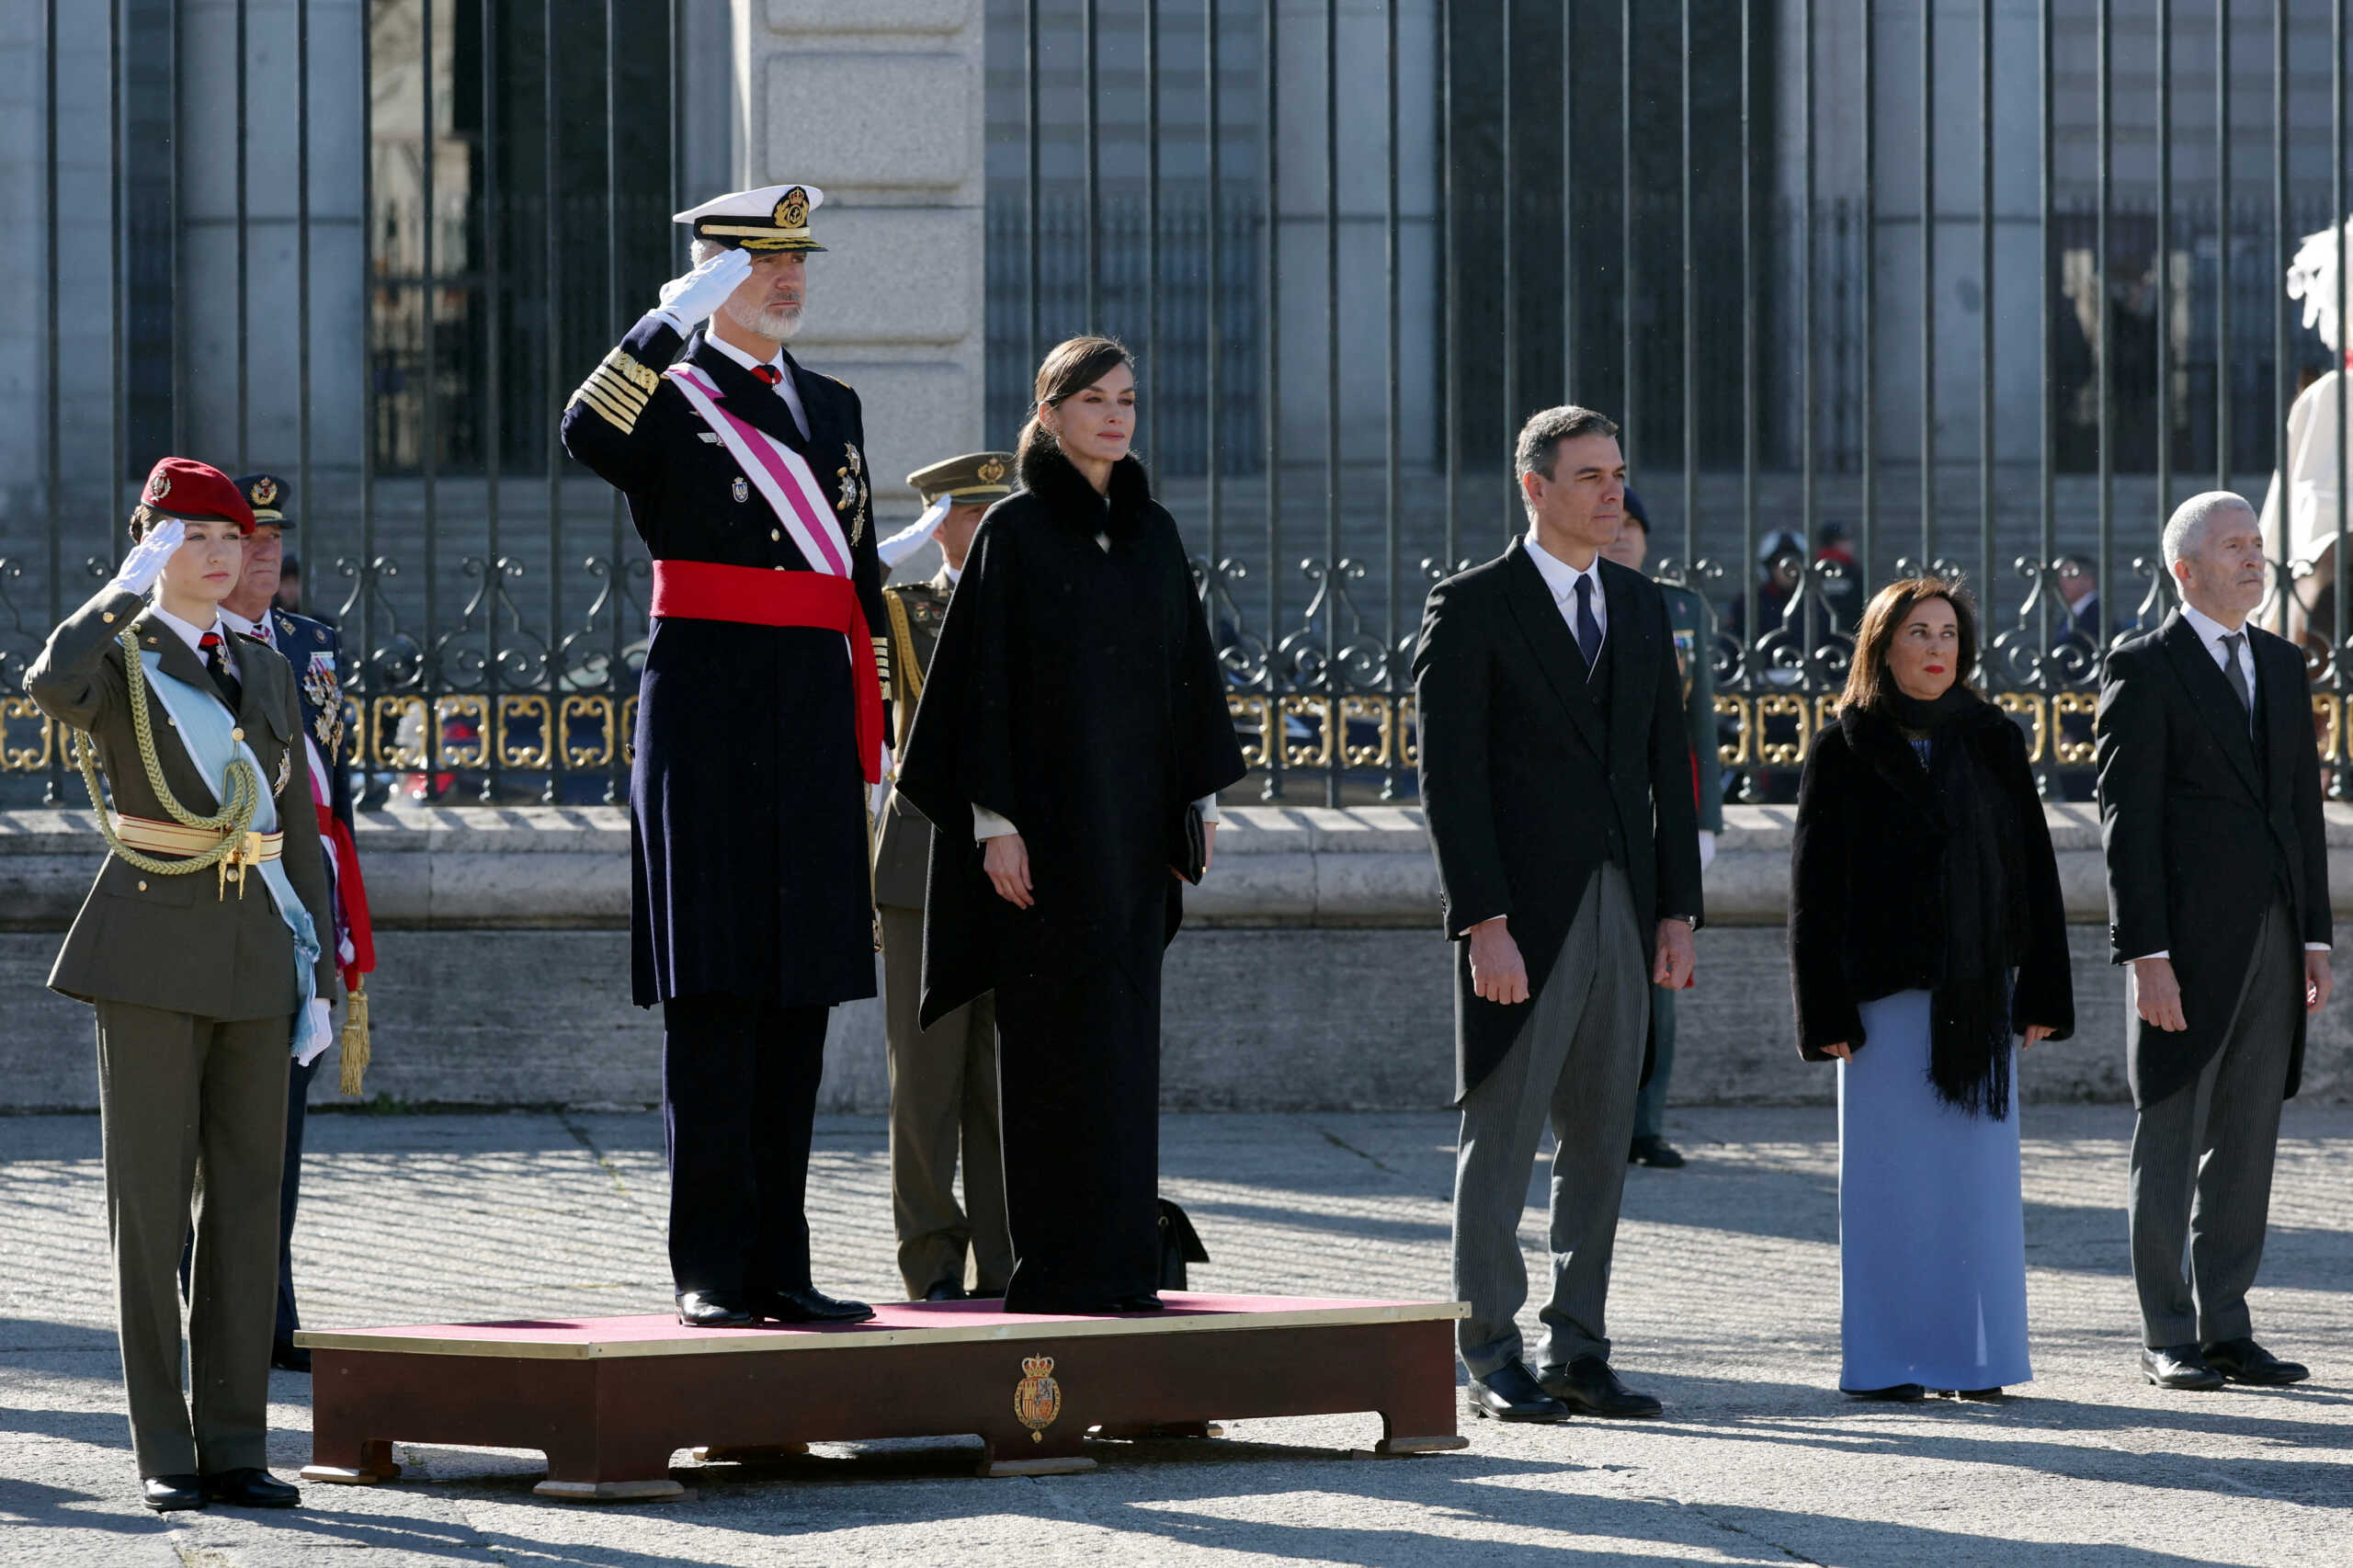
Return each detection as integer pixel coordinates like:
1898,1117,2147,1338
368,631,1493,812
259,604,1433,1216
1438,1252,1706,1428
111,812,281,899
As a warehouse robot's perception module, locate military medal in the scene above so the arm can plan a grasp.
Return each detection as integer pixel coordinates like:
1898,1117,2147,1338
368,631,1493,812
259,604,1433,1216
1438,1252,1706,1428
732,475,749,504
303,653,346,756
836,444,870,545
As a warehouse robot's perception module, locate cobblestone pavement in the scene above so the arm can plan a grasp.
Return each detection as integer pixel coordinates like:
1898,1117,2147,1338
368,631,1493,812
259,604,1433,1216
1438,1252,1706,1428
2,1105,2347,1567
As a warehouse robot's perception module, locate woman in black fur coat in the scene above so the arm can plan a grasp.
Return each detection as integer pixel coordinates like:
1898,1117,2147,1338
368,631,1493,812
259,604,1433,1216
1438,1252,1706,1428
896,337,1246,1314
1790,576,2073,1402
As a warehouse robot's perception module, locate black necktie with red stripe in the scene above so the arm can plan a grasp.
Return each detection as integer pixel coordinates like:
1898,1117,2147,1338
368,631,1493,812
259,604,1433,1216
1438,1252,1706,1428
197,631,244,712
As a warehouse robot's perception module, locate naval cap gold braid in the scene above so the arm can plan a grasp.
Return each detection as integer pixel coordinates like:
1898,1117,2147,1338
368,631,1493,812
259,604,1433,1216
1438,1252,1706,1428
71,627,263,888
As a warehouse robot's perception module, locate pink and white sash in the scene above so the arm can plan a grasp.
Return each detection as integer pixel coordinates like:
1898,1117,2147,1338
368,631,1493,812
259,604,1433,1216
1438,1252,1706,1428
664,363,852,577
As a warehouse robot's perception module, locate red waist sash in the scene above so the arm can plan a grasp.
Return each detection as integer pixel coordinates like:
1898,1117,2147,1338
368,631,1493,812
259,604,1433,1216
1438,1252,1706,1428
649,560,883,784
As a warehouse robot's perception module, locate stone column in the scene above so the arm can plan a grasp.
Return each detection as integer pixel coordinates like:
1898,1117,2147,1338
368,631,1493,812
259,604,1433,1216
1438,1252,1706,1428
735,0,987,508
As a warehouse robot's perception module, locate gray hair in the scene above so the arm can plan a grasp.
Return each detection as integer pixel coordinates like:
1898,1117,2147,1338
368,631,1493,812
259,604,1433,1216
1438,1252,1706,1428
689,236,723,267
2161,490,2256,570
1514,405,1620,515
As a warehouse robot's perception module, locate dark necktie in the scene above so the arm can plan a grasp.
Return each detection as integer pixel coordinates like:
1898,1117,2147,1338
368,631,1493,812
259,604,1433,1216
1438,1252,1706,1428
751,363,782,386
1573,574,1603,676
198,631,243,712
2221,631,2254,726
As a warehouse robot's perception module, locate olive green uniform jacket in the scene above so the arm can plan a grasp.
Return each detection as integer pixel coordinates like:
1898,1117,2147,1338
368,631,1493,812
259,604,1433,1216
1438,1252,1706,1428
874,569,955,911
26,585,341,1017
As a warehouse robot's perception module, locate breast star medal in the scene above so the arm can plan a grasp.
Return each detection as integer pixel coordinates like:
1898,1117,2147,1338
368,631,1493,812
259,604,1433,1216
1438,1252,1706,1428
303,653,346,757
835,444,869,544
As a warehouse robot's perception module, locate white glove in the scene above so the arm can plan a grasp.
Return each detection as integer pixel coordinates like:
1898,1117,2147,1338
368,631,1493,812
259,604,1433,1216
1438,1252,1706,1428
653,247,753,332
870,745,894,824
1698,830,1717,871
293,998,335,1066
110,518,184,597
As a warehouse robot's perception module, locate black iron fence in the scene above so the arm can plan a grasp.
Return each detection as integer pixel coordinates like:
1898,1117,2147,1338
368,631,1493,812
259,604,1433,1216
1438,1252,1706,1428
7,1,2353,811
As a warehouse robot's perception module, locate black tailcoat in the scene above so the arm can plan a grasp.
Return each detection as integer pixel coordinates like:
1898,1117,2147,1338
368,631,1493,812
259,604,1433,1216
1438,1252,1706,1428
1789,700,2075,1058
2096,612,2331,1106
895,450,1247,1028
562,312,887,1008
1412,540,1706,1105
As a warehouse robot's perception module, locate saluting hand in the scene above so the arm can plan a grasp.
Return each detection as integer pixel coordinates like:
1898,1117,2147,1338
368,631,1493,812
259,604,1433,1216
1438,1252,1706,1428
984,833,1034,909
110,519,184,597
653,247,752,330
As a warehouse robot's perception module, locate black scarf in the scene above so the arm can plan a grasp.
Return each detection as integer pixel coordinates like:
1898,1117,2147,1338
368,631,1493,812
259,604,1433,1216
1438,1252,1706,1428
1886,687,2022,1119
1016,443,1154,543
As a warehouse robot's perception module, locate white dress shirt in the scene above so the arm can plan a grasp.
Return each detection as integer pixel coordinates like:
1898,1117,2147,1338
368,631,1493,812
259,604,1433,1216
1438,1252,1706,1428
703,332,811,442
2130,603,2326,958
1524,531,1608,653
148,603,238,680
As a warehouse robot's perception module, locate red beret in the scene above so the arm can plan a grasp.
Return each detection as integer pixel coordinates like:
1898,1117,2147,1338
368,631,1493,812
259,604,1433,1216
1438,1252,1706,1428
131,458,256,538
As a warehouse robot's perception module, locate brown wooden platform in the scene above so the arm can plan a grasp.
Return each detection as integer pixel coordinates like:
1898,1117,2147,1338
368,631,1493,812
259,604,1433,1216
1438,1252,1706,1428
296,1292,1470,1501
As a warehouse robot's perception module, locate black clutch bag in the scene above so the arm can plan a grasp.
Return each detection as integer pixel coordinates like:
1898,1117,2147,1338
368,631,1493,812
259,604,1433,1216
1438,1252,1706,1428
1171,803,1208,885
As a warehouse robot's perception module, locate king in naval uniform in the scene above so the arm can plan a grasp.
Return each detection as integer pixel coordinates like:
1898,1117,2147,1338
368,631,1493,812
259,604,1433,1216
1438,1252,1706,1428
560,181,886,1329
874,450,1017,1301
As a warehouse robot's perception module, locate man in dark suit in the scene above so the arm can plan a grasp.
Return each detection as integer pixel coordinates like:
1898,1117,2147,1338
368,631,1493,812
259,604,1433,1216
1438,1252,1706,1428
1414,405,1704,1425
217,472,374,1373
562,181,884,1330
2097,491,2331,1392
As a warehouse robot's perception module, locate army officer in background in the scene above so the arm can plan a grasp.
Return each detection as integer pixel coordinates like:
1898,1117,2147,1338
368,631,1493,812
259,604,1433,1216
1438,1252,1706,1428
876,450,1019,1301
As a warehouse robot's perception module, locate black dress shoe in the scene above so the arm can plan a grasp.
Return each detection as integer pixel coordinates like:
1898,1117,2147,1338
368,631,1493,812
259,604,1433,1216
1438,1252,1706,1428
676,1290,757,1328
1113,1293,1165,1312
1466,1361,1570,1423
1842,1383,1927,1402
270,1342,312,1374
922,1281,968,1302
142,1474,206,1512
202,1468,299,1508
2202,1337,2311,1386
1628,1135,1687,1169
751,1287,874,1324
1539,1356,1665,1418
2141,1344,2226,1391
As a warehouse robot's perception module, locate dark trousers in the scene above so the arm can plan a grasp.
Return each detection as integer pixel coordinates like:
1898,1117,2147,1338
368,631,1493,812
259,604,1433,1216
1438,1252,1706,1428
660,993,828,1297
179,1052,315,1349
97,1001,290,1478
995,960,1162,1313
2128,902,2301,1348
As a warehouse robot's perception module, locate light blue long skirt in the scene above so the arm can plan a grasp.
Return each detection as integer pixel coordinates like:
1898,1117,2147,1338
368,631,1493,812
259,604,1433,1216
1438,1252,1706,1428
1837,988,2033,1392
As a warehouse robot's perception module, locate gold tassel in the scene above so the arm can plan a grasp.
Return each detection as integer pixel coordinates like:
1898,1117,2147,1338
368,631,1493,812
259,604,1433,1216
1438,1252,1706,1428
337,982,372,1097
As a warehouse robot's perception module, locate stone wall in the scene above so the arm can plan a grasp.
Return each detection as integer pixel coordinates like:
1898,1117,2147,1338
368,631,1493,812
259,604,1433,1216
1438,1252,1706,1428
6,803,2350,1113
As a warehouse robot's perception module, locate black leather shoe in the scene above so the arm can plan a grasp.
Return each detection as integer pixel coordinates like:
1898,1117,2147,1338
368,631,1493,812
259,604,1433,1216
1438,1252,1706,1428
676,1290,757,1328
1113,1293,1165,1312
271,1342,312,1374
922,1281,968,1302
202,1468,299,1508
142,1474,206,1512
1628,1136,1687,1169
1466,1361,1570,1423
2142,1344,2226,1390
2202,1337,2310,1386
1539,1356,1665,1417
751,1287,874,1324
1842,1383,1927,1402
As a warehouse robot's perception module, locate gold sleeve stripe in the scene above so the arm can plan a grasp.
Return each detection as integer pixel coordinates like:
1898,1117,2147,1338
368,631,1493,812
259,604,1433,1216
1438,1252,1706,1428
570,382,642,434
603,350,661,393
582,367,652,415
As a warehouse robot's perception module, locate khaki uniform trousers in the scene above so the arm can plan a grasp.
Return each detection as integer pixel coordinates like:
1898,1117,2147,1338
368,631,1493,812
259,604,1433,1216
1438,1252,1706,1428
96,1000,290,1478
881,904,1014,1298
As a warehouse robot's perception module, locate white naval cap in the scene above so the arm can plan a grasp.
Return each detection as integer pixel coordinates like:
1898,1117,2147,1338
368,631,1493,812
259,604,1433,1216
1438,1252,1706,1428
672,183,828,253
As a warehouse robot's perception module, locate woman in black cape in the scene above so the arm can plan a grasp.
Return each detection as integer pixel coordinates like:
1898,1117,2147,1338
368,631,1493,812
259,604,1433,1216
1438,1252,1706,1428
895,336,1247,1314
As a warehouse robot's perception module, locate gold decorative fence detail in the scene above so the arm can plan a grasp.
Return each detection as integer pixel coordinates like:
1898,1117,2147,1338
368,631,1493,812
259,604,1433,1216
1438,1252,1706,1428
2,697,53,770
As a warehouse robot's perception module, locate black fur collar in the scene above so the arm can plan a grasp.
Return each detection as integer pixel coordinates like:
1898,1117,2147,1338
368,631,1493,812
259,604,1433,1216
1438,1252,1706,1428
1017,444,1154,535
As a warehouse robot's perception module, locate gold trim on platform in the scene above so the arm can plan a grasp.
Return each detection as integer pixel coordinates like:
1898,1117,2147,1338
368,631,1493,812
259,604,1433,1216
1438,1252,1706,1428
293,1299,1472,1361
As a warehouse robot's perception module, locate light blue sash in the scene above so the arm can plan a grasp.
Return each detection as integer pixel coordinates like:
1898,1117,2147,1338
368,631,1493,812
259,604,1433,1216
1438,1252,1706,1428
138,653,328,1060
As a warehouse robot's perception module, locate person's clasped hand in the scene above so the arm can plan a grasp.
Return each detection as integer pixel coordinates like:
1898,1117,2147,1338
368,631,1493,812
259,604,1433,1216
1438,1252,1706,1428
653,247,752,332
109,519,185,597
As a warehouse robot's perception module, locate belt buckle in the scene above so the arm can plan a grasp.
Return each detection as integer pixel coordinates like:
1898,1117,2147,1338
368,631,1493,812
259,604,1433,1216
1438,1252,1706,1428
218,831,264,901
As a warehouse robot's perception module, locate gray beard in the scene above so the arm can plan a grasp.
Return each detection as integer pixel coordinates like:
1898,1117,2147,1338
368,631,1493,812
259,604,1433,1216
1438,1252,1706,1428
722,295,803,342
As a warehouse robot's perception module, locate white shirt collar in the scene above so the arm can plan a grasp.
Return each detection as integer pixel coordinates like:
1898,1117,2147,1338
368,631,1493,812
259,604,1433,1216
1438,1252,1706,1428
942,562,963,586
148,601,226,658
1524,532,1603,606
219,606,274,645
703,330,811,438
2179,601,2251,656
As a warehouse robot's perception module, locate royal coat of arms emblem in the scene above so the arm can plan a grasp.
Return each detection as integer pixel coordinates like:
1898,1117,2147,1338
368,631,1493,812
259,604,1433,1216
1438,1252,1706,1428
1013,1355,1062,1443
